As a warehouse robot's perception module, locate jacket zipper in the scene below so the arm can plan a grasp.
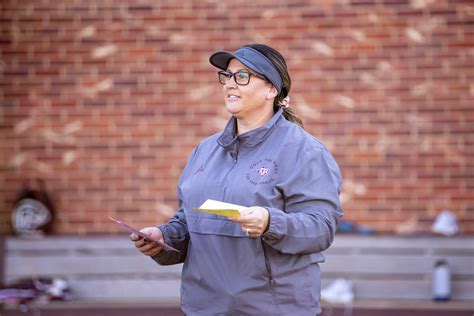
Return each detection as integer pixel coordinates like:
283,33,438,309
261,240,274,286
261,240,281,313
221,152,238,200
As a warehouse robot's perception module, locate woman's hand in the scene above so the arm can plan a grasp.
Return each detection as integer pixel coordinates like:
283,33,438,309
229,206,270,237
130,227,164,257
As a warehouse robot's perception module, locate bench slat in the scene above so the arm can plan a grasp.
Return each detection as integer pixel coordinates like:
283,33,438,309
322,254,474,275
328,236,474,250
69,279,181,300
5,256,182,281
6,236,132,250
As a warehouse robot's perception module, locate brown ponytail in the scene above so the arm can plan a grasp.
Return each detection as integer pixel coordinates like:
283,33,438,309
245,44,304,128
280,106,303,128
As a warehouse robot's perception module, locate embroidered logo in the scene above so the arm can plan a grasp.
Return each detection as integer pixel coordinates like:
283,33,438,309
246,159,278,185
257,167,269,176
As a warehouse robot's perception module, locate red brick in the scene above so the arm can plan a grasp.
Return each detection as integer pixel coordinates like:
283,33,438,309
0,0,471,235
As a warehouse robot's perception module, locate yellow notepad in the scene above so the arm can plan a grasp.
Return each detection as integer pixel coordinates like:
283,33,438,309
193,199,246,217
192,208,241,217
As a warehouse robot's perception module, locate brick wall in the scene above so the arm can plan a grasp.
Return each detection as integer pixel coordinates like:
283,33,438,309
1,0,472,235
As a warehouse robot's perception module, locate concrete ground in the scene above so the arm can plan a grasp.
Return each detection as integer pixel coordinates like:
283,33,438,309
1,302,473,316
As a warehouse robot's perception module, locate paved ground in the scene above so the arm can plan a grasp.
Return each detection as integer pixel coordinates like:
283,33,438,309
320,307,473,316
1,306,473,316
0,307,182,316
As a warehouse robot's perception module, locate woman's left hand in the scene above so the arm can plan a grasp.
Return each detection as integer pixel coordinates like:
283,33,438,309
229,206,270,237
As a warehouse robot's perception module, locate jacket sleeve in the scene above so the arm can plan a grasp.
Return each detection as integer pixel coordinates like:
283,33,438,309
151,187,189,265
152,146,199,265
262,147,343,255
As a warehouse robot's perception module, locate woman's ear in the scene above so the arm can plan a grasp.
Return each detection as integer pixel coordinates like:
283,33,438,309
266,85,278,100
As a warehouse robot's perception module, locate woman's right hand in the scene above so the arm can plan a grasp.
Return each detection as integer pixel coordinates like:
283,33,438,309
130,227,164,257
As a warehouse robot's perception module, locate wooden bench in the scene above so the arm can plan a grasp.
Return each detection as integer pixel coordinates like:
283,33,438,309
321,235,474,302
2,234,474,310
3,236,182,304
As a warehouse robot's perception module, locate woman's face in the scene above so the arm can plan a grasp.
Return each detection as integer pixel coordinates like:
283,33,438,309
222,59,276,121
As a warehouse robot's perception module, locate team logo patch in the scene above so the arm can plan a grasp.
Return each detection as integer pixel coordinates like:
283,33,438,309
246,159,278,185
257,167,269,176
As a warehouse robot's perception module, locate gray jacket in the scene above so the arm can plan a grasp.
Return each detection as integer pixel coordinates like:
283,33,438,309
154,109,343,316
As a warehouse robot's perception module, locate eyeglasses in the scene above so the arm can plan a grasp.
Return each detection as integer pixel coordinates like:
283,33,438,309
217,70,265,86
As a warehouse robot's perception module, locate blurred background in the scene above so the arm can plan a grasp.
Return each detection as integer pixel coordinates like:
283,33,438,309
0,0,473,315
0,0,472,235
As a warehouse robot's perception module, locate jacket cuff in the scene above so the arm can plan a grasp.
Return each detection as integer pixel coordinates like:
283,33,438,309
151,225,173,263
262,207,287,240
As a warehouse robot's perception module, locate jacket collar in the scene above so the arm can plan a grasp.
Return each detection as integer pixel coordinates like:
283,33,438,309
217,108,284,155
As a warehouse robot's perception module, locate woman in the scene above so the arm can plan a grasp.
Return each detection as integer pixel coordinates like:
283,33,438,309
132,44,343,316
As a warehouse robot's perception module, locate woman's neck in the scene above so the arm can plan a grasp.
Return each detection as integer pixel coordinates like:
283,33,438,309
236,106,274,135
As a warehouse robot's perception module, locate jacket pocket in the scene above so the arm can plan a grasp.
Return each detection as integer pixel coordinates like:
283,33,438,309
187,215,248,237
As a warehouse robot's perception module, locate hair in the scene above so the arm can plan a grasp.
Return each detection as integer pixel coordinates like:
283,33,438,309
244,43,304,128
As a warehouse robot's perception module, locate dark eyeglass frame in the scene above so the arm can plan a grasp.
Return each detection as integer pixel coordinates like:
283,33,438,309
217,70,266,86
